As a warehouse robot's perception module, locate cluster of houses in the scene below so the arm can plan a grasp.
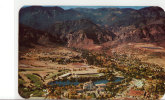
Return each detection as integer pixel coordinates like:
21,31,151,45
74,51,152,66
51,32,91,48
35,78,155,99
63,81,107,98
82,81,106,92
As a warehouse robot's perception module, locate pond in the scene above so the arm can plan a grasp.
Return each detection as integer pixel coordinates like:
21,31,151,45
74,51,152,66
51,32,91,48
48,77,124,86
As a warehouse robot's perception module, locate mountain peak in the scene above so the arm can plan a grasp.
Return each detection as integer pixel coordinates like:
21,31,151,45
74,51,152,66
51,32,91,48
20,6,65,12
139,6,164,12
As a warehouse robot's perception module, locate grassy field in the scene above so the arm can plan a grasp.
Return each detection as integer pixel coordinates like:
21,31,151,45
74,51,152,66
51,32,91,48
25,74,43,88
19,73,45,98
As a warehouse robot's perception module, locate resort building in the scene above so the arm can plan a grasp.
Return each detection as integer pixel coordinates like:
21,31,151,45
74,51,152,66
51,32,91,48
132,79,144,88
95,83,106,88
59,73,71,79
83,81,94,90
127,89,145,98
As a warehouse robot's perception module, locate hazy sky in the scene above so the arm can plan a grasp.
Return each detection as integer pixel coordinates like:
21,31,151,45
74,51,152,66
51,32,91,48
23,6,148,10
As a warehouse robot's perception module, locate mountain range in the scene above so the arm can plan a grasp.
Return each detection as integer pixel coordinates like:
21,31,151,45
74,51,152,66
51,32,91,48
19,6,165,49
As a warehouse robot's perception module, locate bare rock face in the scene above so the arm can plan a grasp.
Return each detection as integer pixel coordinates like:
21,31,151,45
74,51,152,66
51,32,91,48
115,24,165,43
19,19,116,49
47,19,116,47
110,16,165,44
66,31,94,48
144,24,165,41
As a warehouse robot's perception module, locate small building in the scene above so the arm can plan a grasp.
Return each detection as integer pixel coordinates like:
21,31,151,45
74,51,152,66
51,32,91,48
132,79,144,88
95,83,106,88
64,91,69,97
83,81,94,90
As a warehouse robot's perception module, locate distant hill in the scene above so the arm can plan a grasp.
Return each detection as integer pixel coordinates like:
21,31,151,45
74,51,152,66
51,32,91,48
20,6,165,29
19,6,85,30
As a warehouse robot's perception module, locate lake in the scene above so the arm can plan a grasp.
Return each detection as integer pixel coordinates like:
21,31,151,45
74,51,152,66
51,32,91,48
48,77,124,86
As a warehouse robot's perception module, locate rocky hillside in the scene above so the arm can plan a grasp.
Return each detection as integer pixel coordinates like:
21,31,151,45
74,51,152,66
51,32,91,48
19,19,116,48
19,24,58,47
113,19,165,44
19,6,165,48
47,19,116,44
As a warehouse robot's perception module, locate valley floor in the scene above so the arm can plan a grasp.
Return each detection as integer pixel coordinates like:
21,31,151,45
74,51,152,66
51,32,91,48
112,42,165,69
18,44,165,99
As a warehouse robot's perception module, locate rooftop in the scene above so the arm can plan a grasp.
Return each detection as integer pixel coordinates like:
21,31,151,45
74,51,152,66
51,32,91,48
59,73,71,78
127,89,145,97
95,83,106,87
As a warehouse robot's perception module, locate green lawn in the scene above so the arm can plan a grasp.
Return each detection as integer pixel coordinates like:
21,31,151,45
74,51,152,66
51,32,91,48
25,74,43,88
31,89,45,97
45,72,59,79
19,79,26,86
19,74,45,98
